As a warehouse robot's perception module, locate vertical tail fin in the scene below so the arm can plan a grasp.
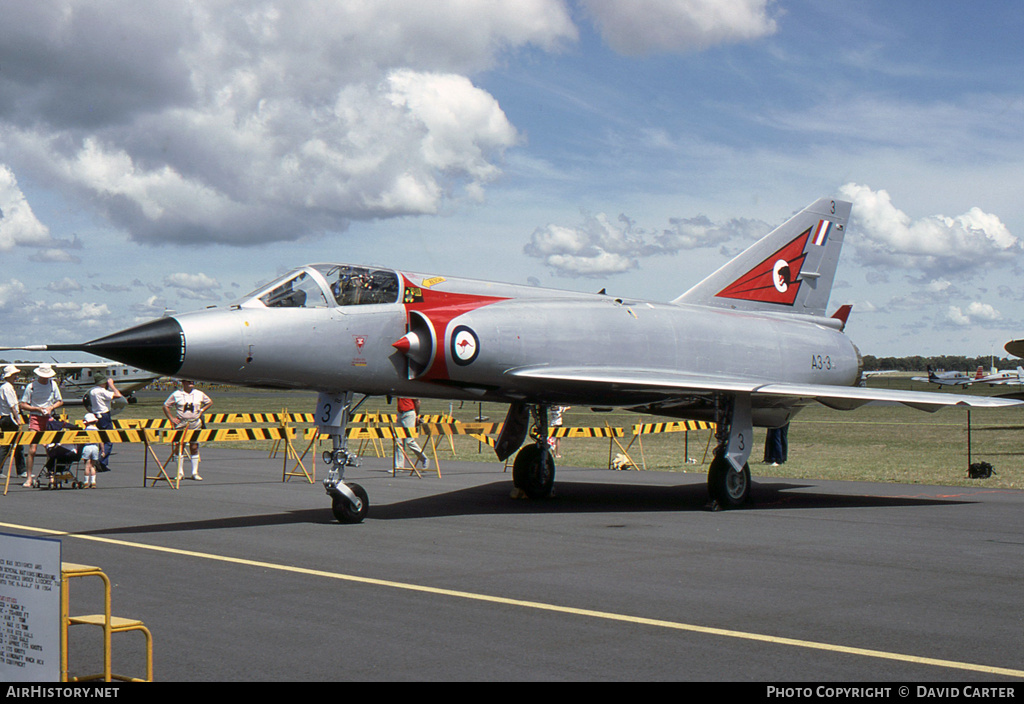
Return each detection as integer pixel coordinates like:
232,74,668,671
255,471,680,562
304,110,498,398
673,197,851,317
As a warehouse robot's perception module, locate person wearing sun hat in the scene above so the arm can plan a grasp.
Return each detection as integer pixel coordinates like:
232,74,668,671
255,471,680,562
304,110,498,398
163,379,213,481
0,365,26,479
19,364,63,487
80,413,102,488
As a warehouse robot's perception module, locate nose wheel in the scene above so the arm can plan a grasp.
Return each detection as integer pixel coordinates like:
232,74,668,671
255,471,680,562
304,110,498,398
330,482,369,523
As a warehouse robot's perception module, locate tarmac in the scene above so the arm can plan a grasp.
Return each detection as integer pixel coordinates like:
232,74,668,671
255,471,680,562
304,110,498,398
1,443,1023,682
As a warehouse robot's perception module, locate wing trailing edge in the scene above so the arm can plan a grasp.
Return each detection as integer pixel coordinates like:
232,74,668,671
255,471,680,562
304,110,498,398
510,367,1021,412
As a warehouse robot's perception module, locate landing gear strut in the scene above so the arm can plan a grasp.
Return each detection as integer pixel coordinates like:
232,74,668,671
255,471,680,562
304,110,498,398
318,391,370,523
511,404,555,499
706,393,753,509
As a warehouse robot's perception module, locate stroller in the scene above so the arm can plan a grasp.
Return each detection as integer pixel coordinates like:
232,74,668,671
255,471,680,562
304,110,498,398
35,418,84,489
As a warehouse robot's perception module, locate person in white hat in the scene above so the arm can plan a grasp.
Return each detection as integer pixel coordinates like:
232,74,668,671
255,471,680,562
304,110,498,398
0,365,26,479
163,379,212,480
80,413,101,488
87,375,122,470
19,364,63,487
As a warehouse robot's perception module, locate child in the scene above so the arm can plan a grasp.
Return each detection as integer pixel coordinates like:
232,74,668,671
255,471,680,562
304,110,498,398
81,413,101,488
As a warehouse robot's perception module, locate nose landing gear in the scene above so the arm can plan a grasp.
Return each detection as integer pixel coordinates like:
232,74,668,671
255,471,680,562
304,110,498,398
318,391,370,523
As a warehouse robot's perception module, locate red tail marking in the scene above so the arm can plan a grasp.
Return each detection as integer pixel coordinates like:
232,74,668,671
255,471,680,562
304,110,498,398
716,230,811,306
831,304,852,330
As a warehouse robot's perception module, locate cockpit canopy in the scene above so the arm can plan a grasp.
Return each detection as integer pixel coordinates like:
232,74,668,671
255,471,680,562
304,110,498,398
243,264,400,309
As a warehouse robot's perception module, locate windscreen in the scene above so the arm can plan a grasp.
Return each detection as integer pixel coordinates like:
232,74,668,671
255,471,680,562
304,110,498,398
258,271,330,308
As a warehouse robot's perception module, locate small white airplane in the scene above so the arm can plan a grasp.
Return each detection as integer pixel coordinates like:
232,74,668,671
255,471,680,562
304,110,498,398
3,361,161,401
911,366,985,388
976,366,1024,386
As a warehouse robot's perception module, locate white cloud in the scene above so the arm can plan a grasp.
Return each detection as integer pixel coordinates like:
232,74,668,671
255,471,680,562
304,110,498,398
0,165,52,250
947,302,1002,327
131,295,170,320
839,183,1021,277
46,278,84,295
524,210,766,277
164,272,220,290
43,301,112,325
579,0,778,55
0,1,573,246
526,213,642,277
0,280,27,309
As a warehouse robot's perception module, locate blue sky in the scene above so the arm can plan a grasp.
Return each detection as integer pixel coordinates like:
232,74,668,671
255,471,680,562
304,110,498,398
1,1,1022,360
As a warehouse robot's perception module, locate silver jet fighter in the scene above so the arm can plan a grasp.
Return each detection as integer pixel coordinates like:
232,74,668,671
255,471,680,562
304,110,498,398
13,198,1018,522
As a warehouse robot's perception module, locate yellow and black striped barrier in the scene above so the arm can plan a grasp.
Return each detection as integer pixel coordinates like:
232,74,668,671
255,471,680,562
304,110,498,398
631,420,714,434
1,414,718,495
2,417,714,447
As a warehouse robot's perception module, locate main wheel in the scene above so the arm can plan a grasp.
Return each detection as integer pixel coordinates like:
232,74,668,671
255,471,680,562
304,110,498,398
331,483,369,523
707,456,751,507
512,444,555,499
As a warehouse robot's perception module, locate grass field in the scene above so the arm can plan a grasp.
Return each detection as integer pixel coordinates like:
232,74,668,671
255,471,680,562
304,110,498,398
115,375,1024,491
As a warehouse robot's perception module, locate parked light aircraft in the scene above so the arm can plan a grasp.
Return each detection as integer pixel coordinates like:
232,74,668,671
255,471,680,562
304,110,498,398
977,367,1024,386
3,362,162,400
911,366,985,388
5,197,1018,522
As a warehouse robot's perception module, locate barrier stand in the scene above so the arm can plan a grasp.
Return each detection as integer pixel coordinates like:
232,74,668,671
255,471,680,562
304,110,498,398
599,422,639,470
61,562,153,683
280,421,315,484
422,414,458,456
388,422,441,478
142,429,181,489
268,412,285,459
352,412,389,458
701,427,715,465
627,421,717,469
1,430,21,496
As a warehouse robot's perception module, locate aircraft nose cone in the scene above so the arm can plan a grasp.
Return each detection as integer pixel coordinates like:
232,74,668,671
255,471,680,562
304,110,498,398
81,317,186,376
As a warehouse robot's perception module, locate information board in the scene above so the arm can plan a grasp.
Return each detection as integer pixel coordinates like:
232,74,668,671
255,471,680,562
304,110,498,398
0,533,61,682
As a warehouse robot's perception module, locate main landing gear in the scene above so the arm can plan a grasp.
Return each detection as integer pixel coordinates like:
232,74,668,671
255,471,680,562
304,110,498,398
318,391,370,523
503,398,754,509
706,393,753,509
510,404,556,499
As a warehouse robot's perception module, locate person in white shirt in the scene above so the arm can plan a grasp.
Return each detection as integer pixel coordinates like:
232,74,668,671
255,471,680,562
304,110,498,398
163,379,213,480
80,413,101,488
87,376,122,470
0,365,26,479
20,364,62,487
549,405,569,458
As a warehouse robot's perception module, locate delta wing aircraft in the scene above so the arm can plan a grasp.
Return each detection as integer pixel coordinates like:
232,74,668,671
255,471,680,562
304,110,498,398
6,197,1018,522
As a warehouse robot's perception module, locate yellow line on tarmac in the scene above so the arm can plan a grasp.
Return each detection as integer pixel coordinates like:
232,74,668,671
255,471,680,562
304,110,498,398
3,520,1022,680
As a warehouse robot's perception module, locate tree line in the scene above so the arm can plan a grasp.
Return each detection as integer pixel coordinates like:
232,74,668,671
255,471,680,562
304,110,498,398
862,355,1020,372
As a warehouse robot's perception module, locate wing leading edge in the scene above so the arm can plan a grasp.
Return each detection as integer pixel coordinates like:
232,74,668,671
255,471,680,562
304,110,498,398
510,367,1021,412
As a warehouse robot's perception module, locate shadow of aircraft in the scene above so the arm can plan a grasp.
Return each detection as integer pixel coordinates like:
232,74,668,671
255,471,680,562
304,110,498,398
77,478,974,535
